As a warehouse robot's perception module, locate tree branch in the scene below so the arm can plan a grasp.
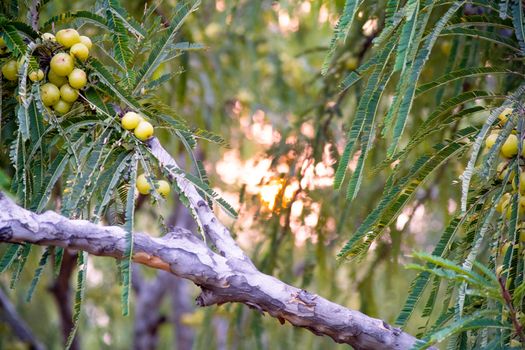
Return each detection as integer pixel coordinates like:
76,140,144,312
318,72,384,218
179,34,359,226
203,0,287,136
0,286,45,350
0,192,433,350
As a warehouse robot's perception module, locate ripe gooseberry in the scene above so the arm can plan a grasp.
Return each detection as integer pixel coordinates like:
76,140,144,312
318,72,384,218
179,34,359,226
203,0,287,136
53,99,72,115
68,68,87,89
485,132,499,150
79,36,93,50
48,70,68,87
29,69,45,82
121,112,143,130
70,43,89,61
500,134,519,158
41,83,60,106
156,180,171,198
56,29,80,48
2,60,18,81
134,121,154,141
59,84,79,103
136,174,151,195
50,52,74,76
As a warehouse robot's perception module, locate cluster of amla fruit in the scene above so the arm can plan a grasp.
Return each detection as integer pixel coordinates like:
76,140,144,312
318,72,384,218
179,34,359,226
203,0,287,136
120,111,154,141
136,174,171,198
485,108,525,217
40,29,92,115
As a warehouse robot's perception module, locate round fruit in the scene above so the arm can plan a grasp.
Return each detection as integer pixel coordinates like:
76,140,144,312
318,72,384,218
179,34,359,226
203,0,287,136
47,70,68,87
134,121,154,141
29,69,45,82
441,41,452,55
513,172,525,195
497,162,514,181
41,83,60,106
136,174,151,195
68,68,87,89
346,57,358,71
56,28,80,48
50,52,74,76
485,132,499,150
0,37,6,48
70,43,89,61
496,193,511,213
59,84,79,103
2,60,18,81
53,99,71,115
79,36,92,50
501,134,519,158
499,108,513,124
121,112,143,130
157,180,171,198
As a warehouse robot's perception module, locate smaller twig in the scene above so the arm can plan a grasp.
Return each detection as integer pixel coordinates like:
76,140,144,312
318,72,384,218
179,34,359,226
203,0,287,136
0,287,45,350
498,277,525,344
28,0,41,31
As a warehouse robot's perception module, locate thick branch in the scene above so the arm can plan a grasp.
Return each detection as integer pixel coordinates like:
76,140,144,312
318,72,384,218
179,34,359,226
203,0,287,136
0,193,432,350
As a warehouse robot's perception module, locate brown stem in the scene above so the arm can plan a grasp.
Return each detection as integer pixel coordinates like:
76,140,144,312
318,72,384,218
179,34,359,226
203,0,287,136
49,250,80,350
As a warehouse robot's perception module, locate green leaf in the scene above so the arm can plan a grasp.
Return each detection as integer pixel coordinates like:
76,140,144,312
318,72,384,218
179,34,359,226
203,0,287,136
120,154,138,316
133,0,201,94
0,23,27,56
338,128,475,260
387,1,464,156
321,0,362,75
440,27,521,52
0,244,22,273
416,67,523,97
9,244,31,289
106,3,133,72
394,0,420,73
396,213,468,327
511,0,525,54
25,247,51,302
93,152,133,223
42,11,108,31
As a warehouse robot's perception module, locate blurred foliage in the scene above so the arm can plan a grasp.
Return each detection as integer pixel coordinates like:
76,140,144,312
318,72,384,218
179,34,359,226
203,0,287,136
2,0,525,349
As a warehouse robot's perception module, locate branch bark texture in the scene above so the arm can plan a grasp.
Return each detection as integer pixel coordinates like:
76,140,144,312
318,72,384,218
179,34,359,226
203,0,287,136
0,191,429,350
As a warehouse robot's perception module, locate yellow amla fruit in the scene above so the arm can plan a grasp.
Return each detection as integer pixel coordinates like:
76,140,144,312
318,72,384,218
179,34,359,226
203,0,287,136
500,134,519,158
498,108,513,124
136,174,152,195
56,28,80,48
68,68,87,89
29,69,45,82
79,36,92,50
50,52,74,77
156,180,171,198
70,43,89,61
485,132,499,149
2,60,18,81
496,162,514,181
121,112,143,130
496,193,511,213
512,172,525,195
47,69,68,87
134,120,154,141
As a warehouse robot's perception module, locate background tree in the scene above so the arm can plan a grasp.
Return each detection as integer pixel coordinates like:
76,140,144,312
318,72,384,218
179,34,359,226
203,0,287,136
1,0,524,349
